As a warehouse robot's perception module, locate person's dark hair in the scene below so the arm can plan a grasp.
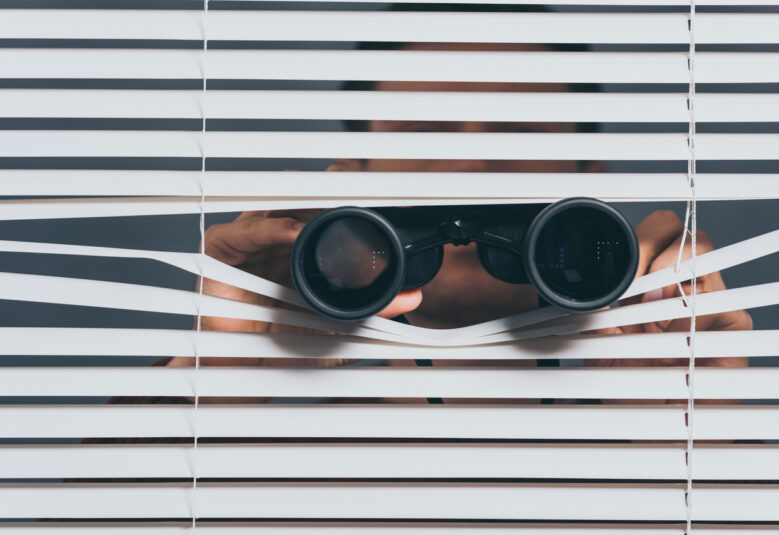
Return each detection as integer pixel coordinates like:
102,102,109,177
342,3,600,134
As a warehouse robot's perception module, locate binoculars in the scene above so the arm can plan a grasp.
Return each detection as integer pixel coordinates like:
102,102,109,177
291,198,639,321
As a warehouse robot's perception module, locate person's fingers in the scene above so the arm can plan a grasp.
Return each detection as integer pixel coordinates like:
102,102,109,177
264,208,323,222
659,309,751,337
634,210,684,278
708,308,753,332
648,228,716,276
234,208,320,224
646,229,718,306
204,216,304,265
584,326,624,335
634,283,678,335
377,289,424,319
615,209,682,331
634,228,717,334
234,209,270,221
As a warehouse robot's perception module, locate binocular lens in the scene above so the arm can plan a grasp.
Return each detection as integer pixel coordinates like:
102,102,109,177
529,205,635,307
297,215,402,315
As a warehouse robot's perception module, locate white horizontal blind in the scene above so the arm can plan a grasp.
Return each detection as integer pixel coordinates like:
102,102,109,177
1,1,778,534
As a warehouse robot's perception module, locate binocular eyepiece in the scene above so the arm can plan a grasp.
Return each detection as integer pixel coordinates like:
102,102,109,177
291,198,639,321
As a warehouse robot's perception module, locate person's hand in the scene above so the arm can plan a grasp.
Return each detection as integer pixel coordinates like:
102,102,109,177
169,166,423,369
199,207,423,330
589,210,752,403
200,163,423,331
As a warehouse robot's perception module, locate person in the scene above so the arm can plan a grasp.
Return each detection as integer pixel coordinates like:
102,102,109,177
167,29,752,401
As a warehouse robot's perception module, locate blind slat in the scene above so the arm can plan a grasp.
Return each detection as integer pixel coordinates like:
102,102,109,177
6,367,775,400
0,131,201,158
3,132,775,160
199,91,779,123
4,405,778,440
5,92,779,123
0,486,686,521
0,90,203,119
209,12,689,44
0,444,689,480
0,197,699,220
206,132,777,160
6,444,779,481
209,50,688,83
3,50,776,84
695,447,779,480
1,173,778,203
0,367,694,399
0,50,202,79
0,11,686,43
0,10,203,40
210,12,778,44
0,405,688,440
0,90,689,122
0,171,692,197
209,51,779,83
5,12,778,44
212,132,691,160
1,329,777,360
695,488,779,522
3,486,779,522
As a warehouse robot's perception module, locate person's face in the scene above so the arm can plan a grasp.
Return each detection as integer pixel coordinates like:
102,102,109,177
349,42,594,174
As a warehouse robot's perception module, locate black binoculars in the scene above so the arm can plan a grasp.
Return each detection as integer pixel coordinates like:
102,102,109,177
291,198,639,321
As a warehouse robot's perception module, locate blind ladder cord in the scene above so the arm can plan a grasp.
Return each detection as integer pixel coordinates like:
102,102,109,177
192,0,209,530
683,1,697,533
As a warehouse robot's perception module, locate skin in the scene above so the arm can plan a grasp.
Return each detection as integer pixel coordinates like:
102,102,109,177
169,42,752,405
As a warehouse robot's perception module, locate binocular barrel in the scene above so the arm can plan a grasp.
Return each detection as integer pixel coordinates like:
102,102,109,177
291,198,639,321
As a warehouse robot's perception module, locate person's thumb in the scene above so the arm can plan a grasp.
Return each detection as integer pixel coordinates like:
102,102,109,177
377,289,423,319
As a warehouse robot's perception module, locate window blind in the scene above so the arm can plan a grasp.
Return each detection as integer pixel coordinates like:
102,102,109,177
1,1,778,534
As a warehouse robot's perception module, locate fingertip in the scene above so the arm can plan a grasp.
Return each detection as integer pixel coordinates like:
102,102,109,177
377,289,423,319
641,288,665,303
404,288,424,309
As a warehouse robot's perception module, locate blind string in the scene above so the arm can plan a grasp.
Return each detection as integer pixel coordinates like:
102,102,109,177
192,0,208,530
676,201,691,308
684,1,697,533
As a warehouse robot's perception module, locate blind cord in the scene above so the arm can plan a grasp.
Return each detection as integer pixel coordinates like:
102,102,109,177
192,0,208,530
684,1,697,533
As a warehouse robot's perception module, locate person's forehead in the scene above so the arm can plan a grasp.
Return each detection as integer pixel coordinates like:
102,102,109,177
373,42,569,93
